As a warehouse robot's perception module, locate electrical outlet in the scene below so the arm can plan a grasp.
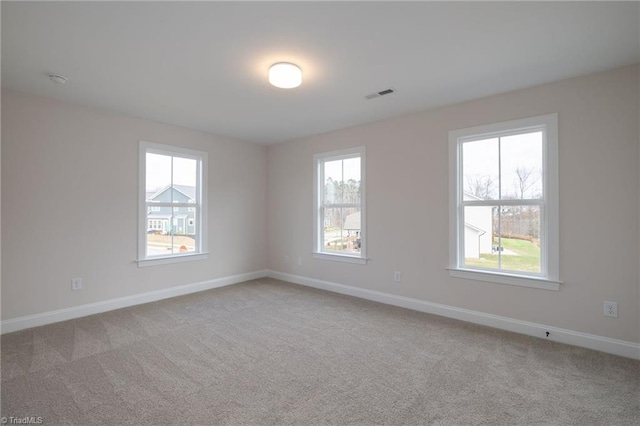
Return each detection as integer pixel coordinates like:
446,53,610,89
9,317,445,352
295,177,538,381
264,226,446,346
603,301,618,318
71,277,83,291
393,271,401,282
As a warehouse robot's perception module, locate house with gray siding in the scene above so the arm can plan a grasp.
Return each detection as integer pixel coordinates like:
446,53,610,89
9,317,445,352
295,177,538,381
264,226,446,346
146,185,196,235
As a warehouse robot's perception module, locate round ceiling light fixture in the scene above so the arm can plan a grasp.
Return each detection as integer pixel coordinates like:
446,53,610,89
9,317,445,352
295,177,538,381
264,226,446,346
48,73,68,84
268,62,302,89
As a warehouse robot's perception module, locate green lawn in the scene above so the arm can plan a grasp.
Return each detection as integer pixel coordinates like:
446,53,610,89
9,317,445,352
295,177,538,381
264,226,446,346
464,237,540,273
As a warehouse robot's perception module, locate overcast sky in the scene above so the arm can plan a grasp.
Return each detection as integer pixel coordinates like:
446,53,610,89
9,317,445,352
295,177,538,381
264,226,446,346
324,157,360,184
146,153,196,192
463,131,542,199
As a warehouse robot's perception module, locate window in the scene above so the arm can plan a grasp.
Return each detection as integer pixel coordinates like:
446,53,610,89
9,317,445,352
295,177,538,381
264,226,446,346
147,219,165,231
313,147,366,264
138,141,208,266
449,114,559,290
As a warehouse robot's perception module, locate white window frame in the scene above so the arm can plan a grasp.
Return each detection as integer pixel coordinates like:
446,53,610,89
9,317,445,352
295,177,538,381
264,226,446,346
448,114,560,291
313,147,367,264
138,141,208,267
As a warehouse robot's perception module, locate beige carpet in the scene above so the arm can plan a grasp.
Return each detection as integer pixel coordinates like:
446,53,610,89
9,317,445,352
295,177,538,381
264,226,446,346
1,278,639,425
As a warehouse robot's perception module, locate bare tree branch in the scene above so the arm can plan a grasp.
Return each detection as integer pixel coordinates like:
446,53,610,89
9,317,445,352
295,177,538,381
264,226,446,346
515,167,538,199
466,174,495,199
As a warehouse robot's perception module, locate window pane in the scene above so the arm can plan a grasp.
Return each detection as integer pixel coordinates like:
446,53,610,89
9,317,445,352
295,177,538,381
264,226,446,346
462,138,499,200
172,157,197,203
499,205,541,273
146,153,171,198
322,207,341,251
146,215,172,257
146,215,197,257
463,204,542,274
324,160,343,204
463,206,498,270
500,132,543,200
323,207,362,254
173,215,196,254
342,157,361,204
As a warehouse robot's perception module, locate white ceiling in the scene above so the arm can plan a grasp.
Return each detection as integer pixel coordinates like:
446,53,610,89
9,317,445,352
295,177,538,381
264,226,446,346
2,1,639,145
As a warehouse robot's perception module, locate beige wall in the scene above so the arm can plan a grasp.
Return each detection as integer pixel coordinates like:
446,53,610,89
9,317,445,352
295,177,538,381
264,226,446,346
1,90,267,320
2,65,638,344
267,64,640,343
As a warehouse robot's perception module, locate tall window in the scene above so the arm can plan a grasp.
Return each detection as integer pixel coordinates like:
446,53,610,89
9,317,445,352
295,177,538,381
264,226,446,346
313,147,367,264
449,114,559,290
138,141,207,266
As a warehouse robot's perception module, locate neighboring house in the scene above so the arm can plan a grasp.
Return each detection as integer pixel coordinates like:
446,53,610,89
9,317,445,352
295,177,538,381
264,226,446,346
343,211,360,235
463,192,492,258
343,211,361,250
146,185,196,235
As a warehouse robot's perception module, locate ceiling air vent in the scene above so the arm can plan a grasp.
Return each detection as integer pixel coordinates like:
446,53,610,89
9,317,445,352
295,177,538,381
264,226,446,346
365,88,395,100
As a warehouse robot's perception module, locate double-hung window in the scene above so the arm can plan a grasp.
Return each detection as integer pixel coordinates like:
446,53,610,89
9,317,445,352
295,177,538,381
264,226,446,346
313,147,367,264
449,114,560,290
138,141,208,266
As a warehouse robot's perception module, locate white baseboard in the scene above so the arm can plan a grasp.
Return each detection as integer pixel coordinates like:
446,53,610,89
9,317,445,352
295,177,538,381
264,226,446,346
267,270,640,360
1,270,268,334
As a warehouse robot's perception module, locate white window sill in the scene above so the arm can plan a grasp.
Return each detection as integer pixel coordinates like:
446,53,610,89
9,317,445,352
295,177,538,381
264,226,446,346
137,252,209,268
313,252,369,265
448,268,561,291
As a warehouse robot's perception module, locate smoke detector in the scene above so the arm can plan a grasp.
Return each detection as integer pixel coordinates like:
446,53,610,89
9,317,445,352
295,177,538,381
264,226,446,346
48,73,68,84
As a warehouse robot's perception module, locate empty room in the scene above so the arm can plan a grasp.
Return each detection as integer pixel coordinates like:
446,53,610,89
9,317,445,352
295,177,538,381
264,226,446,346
1,1,639,425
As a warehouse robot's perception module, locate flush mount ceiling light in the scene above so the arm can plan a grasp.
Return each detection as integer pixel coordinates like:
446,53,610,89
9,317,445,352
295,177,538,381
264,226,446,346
268,62,302,89
48,73,68,84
